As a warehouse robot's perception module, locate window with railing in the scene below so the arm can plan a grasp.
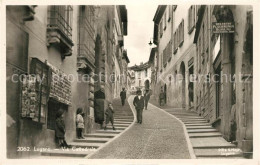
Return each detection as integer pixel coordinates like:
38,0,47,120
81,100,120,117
48,5,73,40
77,6,95,70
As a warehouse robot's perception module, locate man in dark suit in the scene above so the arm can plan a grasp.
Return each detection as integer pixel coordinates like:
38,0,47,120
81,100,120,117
133,89,145,124
120,88,127,106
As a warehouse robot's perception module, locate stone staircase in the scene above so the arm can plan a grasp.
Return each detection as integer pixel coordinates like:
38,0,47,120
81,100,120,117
164,109,244,159
39,98,134,158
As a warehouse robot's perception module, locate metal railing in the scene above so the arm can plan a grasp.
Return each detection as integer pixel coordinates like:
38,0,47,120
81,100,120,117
47,6,73,40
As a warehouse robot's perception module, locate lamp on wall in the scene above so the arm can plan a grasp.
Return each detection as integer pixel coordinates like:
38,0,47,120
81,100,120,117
148,40,153,46
148,38,154,46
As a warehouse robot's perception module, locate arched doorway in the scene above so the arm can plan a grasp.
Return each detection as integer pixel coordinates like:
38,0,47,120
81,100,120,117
180,62,186,108
188,66,194,108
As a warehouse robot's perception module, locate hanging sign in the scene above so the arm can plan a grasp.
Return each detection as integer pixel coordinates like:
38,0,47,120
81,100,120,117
212,22,235,33
46,61,72,105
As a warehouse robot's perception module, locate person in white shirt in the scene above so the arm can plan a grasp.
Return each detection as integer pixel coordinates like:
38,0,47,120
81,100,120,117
76,108,85,139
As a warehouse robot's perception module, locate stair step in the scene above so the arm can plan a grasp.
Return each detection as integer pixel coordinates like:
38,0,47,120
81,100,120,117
194,148,243,157
104,126,126,130
182,121,208,124
176,116,204,119
187,129,218,133
185,123,211,126
114,112,133,114
68,142,103,149
113,121,133,124
41,148,94,157
114,119,134,122
191,137,236,148
84,133,116,138
197,156,244,159
181,119,207,122
74,137,110,143
114,116,134,119
189,132,223,138
186,126,213,129
113,124,130,127
35,155,83,159
167,112,198,115
114,115,133,117
96,130,122,134
168,113,198,116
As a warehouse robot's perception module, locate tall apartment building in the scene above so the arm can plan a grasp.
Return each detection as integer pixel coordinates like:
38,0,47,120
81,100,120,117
193,5,253,156
6,5,128,158
152,5,196,109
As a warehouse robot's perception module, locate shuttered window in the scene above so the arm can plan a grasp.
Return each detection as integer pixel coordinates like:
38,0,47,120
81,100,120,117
188,5,196,34
173,31,178,54
179,19,184,47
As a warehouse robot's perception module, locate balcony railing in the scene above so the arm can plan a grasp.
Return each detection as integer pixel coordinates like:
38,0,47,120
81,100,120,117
47,6,73,40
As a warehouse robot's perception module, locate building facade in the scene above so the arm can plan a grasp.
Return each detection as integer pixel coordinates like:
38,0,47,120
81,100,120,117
152,5,196,109
6,5,128,158
148,47,158,97
193,5,253,156
128,62,152,93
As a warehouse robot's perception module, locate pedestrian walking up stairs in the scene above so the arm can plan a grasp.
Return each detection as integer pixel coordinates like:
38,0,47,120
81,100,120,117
164,108,244,159
40,98,134,158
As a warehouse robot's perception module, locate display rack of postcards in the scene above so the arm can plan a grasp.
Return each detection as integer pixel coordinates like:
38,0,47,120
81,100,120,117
21,75,40,119
29,58,51,123
46,61,72,105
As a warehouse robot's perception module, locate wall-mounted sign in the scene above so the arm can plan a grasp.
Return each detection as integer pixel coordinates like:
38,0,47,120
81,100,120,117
188,57,194,67
212,22,235,33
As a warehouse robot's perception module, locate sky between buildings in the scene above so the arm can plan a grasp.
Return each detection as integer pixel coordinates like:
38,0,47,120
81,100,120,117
124,4,158,67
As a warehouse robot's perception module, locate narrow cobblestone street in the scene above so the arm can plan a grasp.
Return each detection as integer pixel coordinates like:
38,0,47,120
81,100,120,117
89,95,191,159
4,4,254,162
